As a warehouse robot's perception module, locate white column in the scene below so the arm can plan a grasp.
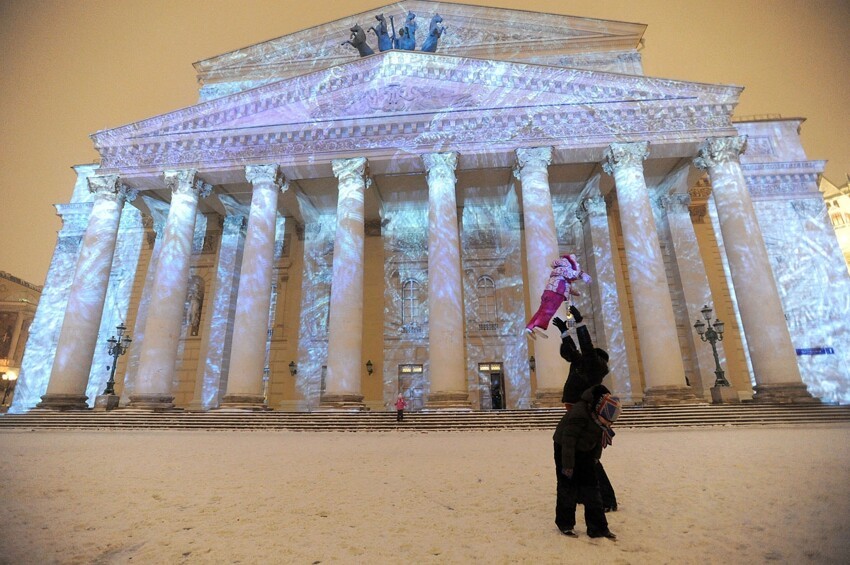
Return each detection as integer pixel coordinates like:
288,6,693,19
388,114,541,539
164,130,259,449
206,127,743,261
515,146,563,407
39,175,134,410
130,170,210,410
603,142,695,405
322,157,368,410
10,169,94,413
188,203,247,410
422,151,469,410
221,164,285,409
694,136,814,403
662,193,731,397
576,194,635,401
120,197,169,405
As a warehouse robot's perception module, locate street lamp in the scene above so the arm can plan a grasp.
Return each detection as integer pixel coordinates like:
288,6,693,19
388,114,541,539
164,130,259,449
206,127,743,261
1,372,18,406
103,323,132,395
365,360,374,375
693,305,729,387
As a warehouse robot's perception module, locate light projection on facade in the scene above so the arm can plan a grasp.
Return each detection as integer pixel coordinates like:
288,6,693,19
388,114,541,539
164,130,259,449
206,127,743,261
9,1,850,414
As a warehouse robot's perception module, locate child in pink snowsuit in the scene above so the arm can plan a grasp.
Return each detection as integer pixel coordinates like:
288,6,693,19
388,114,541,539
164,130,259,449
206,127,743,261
526,254,592,339
395,393,408,422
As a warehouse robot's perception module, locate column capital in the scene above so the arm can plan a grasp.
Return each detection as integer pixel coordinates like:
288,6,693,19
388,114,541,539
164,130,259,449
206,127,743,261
422,151,458,184
514,146,553,178
666,193,692,214
576,195,607,223
144,197,171,238
331,157,368,183
245,164,286,190
602,141,649,176
87,175,137,203
164,169,196,195
689,175,713,200
222,213,247,234
193,179,213,199
694,136,748,170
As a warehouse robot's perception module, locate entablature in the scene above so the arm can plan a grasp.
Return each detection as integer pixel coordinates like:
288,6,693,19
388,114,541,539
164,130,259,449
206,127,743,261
92,50,741,185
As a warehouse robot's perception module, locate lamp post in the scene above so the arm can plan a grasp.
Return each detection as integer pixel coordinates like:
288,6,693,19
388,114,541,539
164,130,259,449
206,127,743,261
1,372,18,407
103,323,132,395
693,304,729,387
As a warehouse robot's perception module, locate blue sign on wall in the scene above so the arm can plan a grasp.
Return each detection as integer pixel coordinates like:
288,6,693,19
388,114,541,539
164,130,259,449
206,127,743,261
795,347,835,356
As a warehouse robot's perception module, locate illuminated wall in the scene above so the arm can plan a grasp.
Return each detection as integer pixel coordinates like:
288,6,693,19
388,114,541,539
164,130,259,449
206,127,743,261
737,119,850,404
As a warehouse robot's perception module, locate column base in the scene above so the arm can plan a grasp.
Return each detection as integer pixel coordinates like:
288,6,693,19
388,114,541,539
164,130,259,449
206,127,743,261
218,394,270,411
277,400,300,412
36,394,89,410
710,386,740,404
127,393,176,411
752,382,819,404
318,394,367,411
530,388,563,408
93,394,121,411
185,401,210,412
423,391,472,411
642,385,702,406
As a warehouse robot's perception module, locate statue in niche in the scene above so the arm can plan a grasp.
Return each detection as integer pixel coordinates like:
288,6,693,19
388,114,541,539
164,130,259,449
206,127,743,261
421,13,446,53
341,24,375,57
369,13,396,51
397,11,417,50
186,276,205,337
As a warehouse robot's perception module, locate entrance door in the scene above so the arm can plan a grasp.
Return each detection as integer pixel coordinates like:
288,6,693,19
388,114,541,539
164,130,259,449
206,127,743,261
490,371,505,410
478,362,506,410
398,364,424,411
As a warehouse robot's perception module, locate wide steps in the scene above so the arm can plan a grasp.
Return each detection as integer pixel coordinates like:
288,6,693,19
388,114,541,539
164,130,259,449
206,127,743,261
2,403,849,431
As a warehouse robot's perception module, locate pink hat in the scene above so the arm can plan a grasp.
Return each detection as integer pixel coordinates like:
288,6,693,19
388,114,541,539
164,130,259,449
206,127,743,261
560,254,579,270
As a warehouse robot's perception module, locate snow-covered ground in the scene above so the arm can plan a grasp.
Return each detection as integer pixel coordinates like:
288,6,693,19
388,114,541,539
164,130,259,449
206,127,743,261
1,425,848,564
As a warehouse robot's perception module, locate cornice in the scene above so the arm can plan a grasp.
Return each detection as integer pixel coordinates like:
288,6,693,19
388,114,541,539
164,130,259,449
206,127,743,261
93,51,739,144
91,52,740,174
740,160,826,176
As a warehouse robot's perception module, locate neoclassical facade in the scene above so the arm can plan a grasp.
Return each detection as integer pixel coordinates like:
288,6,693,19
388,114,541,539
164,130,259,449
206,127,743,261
11,1,850,413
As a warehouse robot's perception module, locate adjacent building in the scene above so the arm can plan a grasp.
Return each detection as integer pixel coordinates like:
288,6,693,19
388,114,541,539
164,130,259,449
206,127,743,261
0,272,40,410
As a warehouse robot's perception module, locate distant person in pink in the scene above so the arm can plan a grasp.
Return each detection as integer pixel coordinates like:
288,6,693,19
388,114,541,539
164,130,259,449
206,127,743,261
395,393,408,422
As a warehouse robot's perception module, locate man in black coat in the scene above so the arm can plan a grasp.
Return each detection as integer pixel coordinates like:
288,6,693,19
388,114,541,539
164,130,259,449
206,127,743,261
553,305,618,512
554,305,610,407
553,384,621,539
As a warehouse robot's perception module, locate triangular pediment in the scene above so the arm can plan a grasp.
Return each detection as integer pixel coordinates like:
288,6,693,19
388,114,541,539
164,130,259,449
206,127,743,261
92,51,740,175
193,0,647,88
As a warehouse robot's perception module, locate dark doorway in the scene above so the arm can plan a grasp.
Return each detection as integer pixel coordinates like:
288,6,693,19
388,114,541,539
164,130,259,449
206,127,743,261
490,371,505,410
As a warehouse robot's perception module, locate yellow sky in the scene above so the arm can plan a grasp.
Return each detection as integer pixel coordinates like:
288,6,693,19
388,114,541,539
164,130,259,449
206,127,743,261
1,0,848,285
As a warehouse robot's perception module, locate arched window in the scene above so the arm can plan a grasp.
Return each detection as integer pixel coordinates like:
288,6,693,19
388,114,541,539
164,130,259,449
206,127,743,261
401,279,421,327
477,276,496,326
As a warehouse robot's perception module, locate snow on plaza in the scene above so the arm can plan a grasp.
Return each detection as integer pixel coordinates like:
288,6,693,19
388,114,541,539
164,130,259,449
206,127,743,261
1,425,848,563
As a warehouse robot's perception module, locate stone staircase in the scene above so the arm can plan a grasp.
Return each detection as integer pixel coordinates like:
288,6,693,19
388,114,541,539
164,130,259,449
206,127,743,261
1,403,849,431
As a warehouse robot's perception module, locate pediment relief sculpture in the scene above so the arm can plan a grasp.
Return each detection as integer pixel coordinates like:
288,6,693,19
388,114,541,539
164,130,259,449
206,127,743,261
310,82,477,119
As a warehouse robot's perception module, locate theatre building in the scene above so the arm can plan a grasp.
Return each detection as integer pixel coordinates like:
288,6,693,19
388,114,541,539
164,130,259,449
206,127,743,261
11,1,850,414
